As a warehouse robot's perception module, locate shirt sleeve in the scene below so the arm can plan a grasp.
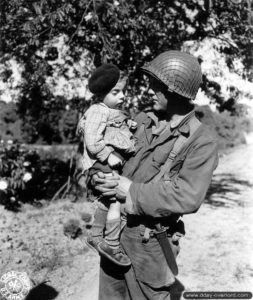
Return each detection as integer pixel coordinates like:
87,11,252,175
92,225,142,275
129,140,219,217
84,105,114,162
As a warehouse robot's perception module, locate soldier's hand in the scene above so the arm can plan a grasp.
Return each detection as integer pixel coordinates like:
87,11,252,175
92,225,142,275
92,171,120,197
115,176,132,201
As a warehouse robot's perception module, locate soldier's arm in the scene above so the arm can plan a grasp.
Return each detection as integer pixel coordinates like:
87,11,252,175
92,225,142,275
129,139,219,217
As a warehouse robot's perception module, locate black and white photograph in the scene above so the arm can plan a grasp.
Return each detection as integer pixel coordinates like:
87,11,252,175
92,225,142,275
0,0,253,299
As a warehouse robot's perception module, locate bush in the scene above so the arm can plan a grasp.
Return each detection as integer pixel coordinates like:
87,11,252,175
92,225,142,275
0,142,72,210
25,144,78,162
214,111,247,149
195,105,252,150
0,143,39,208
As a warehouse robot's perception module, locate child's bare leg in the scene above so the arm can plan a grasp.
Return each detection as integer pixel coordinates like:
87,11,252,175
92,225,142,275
87,171,130,266
104,201,121,249
102,172,122,248
107,201,121,221
88,172,118,245
86,199,109,250
97,186,131,266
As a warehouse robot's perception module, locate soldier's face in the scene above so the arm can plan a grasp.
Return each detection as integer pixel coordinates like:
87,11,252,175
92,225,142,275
148,77,168,112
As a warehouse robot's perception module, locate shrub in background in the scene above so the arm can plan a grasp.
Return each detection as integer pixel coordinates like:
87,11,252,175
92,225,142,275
0,143,72,210
195,105,252,150
214,112,248,149
0,143,39,208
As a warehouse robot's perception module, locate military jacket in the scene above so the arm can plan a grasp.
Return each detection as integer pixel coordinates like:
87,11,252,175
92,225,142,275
123,110,219,217
120,110,218,288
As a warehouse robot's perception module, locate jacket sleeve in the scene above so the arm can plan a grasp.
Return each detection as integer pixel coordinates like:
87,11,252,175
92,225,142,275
84,105,114,162
129,140,219,217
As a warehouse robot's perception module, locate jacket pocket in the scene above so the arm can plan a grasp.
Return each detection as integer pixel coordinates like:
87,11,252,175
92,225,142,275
166,157,185,180
152,150,169,170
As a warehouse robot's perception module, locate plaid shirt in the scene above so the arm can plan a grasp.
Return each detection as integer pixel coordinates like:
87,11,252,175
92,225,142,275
77,103,135,171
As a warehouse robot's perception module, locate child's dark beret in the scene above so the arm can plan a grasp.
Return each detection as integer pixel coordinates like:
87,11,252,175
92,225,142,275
88,64,120,95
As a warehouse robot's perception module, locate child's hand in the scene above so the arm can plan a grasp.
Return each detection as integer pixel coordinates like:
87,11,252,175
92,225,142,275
108,153,123,168
127,119,138,130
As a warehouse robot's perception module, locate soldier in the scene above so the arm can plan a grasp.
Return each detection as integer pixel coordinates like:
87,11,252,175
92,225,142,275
91,50,219,300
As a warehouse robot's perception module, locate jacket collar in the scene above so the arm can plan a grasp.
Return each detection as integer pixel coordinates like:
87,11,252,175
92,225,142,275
144,109,196,151
171,110,196,137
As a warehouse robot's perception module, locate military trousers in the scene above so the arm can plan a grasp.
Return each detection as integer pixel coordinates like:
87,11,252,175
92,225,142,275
98,224,172,300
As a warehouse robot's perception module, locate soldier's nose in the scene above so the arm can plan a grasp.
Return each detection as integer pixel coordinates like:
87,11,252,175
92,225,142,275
148,89,157,98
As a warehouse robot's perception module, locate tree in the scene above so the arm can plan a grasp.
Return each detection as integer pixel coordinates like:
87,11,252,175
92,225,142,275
1,0,251,66
0,0,252,143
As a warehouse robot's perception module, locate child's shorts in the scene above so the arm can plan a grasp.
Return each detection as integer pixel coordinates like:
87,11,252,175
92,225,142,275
89,150,126,176
86,151,125,201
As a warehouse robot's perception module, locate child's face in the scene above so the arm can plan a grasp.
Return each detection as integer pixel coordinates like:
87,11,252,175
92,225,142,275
103,78,126,109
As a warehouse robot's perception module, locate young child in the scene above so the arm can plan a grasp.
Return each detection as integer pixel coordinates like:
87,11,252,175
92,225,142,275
77,64,136,267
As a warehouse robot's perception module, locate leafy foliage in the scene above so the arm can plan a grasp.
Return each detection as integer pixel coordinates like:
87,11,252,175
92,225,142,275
183,36,253,113
2,0,251,65
0,0,252,143
0,101,22,141
196,105,252,149
0,143,39,208
0,143,72,209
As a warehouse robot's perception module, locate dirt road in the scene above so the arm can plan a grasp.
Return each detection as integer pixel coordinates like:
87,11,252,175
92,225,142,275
176,142,253,295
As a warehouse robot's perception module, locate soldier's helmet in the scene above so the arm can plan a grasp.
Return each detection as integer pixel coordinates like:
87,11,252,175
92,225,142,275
141,50,202,100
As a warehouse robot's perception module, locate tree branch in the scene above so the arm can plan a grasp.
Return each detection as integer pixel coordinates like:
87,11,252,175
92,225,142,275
92,0,114,59
68,0,93,45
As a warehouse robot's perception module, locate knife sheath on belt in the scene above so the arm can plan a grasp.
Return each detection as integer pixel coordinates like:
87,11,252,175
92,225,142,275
154,223,178,276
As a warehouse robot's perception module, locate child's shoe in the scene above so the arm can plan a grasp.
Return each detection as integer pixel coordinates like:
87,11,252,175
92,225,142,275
83,235,103,252
97,240,131,267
